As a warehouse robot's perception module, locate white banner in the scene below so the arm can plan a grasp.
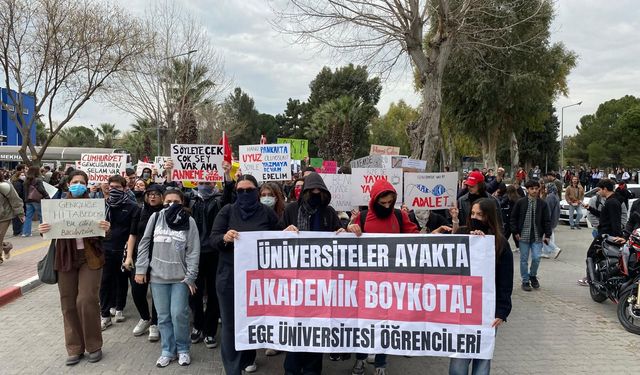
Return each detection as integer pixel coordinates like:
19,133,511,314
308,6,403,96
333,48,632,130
404,172,458,209
42,181,59,198
41,199,106,240
319,174,352,211
79,154,127,184
234,231,496,359
170,144,224,182
351,168,404,207
239,144,291,181
135,161,155,177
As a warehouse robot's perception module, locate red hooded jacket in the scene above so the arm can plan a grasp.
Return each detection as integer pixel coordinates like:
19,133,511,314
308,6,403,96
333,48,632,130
353,179,418,234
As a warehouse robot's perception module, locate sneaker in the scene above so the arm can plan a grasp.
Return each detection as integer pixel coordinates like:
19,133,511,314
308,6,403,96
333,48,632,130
366,354,375,364
65,353,83,366
109,308,116,316
513,247,519,253
375,368,387,375
204,336,218,349
190,328,203,344
577,277,589,286
101,317,112,331
570,226,576,230
265,348,279,356
521,282,532,292
87,349,102,363
245,362,257,373
2,242,12,259
540,253,550,259
114,310,126,322
352,359,366,375
148,325,160,342
530,276,540,289
133,319,151,336
21,233,32,237
156,355,176,368
178,353,191,366
576,225,582,230
553,248,563,259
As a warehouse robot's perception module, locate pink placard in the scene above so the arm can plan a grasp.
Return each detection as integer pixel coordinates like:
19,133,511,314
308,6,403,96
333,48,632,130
320,160,338,174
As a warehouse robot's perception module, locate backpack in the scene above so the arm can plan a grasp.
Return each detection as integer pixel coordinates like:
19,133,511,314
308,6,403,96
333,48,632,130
359,208,404,233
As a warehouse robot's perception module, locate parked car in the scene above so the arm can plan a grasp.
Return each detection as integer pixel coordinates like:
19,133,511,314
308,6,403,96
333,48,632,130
559,184,640,225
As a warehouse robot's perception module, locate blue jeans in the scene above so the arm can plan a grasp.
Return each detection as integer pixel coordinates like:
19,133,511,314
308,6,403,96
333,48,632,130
568,205,582,227
519,241,543,283
151,282,191,357
356,353,386,368
449,358,491,375
542,232,559,254
23,202,42,236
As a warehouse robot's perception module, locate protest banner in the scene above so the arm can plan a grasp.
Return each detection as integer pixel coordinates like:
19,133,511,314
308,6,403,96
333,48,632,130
239,144,292,181
153,156,170,183
41,199,106,240
277,138,308,160
320,160,338,174
136,161,155,177
404,172,458,209
170,144,224,182
234,231,496,359
42,181,59,198
351,168,404,206
370,144,401,156
80,153,127,184
319,173,352,211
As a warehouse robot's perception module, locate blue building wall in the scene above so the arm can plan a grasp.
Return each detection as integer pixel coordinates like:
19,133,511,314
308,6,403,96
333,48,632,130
0,88,36,146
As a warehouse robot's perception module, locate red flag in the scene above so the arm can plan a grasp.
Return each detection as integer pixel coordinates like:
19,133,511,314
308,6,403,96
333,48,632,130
219,131,232,163
143,156,150,163
260,134,267,144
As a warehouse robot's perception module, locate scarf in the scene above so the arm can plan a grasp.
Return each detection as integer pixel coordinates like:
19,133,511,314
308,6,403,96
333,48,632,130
236,190,260,221
164,204,190,231
107,188,129,208
298,201,320,231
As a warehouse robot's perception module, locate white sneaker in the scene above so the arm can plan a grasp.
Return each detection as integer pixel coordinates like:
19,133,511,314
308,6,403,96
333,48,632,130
156,355,175,368
366,354,375,364
553,248,563,259
178,353,191,366
375,368,387,375
540,253,550,259
109,308,116,316
148,325,160,342
245,362,257,373
114,310,126,322
133,319,151,336
101,317,112,331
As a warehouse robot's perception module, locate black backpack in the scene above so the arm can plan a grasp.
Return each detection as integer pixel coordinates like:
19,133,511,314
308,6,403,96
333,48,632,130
359,208,404,233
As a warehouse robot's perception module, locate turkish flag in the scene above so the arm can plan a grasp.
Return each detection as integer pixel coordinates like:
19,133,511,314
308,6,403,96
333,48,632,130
219,131,232,163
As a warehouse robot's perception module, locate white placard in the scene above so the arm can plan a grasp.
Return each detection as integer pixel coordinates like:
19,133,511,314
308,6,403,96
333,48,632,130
170,144,224,182
42,181,59,198
350,168,404,207
239,143,291,181
318,174,352,211
135,161,155,177
79,154,127,184
404,172,458,209
41,199,106,239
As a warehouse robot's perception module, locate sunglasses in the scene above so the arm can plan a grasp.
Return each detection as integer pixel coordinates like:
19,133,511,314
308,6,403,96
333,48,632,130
237,188,256,194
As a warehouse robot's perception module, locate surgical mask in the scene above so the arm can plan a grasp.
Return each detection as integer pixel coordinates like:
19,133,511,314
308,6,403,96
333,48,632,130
19,175,26,181
68,183,87,198
142,172,150,179
260,196,276,207
414,210,430,226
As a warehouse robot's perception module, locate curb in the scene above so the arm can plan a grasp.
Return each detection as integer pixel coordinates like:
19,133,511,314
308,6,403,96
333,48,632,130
0,275,42,308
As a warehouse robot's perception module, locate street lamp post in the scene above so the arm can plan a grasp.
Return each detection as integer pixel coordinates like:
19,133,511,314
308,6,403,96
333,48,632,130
560,101,582,171
155,49,198,157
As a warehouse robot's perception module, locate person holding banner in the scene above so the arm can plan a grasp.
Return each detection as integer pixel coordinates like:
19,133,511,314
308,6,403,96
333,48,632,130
449,198,513,375
210,174,282,375
281,172,345,375
347,179,419,375
38,170,111,365
134,189,201,367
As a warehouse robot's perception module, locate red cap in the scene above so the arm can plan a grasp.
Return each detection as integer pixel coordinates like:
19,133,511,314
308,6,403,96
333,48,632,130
465,170,485,187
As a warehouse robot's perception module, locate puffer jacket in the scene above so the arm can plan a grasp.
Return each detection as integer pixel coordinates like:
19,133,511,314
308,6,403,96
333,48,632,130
352,179,418,234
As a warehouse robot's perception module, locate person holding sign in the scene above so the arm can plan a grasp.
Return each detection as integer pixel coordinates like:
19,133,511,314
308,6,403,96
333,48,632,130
210,175,282,375
281,172,345,374
134,189,201,368
38,170,111,366
449,198,513,375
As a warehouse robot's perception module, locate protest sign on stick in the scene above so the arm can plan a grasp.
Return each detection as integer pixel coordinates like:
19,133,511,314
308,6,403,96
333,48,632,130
170,144,224,182
239,144,292,181
319,173,352,211
277,138,308,160
404,172,458,209
351,168,403,206
234,231,496,359
41,199,106,240
80,154,127,184
320,160,338,174
135,161,155,177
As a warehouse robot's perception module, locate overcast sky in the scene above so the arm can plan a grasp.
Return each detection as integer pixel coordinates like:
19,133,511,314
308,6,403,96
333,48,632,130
68,0,640,139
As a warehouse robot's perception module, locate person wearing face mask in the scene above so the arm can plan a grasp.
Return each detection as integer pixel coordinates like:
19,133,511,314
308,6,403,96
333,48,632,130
141,167,154,185
449,198,513,375
211,175,282,375
133,179,148,207
347,179,418,375
260,182,285,219
135,189,200,367
99,175,140,330
288,177,305,202
38,170,111,365
410,208,449,233
281,172,345,374
122,184,165,341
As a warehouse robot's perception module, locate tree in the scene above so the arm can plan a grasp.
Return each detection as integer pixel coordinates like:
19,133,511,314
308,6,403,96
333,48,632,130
370,101,418,156
118,131,145,163
130,118,155,159
95,123,121,148
57,126,98,147
275,99,308,139
274,0,548,171
221,88,261,152
0,0,147,166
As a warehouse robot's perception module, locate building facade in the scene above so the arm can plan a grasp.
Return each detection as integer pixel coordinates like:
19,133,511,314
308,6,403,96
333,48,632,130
0,88,36,146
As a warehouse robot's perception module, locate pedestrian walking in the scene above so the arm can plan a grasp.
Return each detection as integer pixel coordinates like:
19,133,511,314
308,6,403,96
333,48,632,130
22,166,50,237
542,184,562,259
10,170,25,236
565,176,585,229
0,175,24,264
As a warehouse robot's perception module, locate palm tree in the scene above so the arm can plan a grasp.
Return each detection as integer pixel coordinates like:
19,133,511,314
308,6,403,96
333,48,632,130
58,126,98,147
130,118,154,158
95,123,121,148
309,96,364,164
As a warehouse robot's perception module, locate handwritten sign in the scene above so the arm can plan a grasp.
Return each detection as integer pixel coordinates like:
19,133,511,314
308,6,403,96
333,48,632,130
351,168,404,207
170,144,224,182
239,144,292,181
80,154,127,184
404,172,458,209
319,173,352,211
136,161,155,177
277,138,308,160
41,199,105,240
370,144,400,156
320,160,338,174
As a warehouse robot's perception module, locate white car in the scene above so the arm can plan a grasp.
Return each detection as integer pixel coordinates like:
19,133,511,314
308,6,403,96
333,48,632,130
559,184,640,225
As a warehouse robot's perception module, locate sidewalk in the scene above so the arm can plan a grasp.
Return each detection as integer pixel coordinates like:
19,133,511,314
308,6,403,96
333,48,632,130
0,232,50,306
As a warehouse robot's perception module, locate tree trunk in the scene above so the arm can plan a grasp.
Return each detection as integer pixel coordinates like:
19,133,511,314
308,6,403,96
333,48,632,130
480,128,499,171
510,131,519,177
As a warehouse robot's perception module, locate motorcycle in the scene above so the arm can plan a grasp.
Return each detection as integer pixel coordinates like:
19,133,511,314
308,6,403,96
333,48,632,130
587,230,640,334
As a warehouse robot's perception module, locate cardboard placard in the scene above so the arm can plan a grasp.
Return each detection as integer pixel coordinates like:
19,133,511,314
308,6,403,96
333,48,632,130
79,154,127,184
370,144,400,155
404,172,458,209
42,181,59,198
170,144,224,182
320,160,338,174
277,138,308,160
319,173,352,211
41,199,106,239
239,144,292,182
350,168,404,207
136,161,155,177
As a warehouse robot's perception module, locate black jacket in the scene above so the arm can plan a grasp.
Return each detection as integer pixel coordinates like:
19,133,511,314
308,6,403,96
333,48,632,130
103,201,139,253
588,194,622,237
510,197,552,240
130,203,163,260
190,182,235,253
496,238,514,321
282,172,341,231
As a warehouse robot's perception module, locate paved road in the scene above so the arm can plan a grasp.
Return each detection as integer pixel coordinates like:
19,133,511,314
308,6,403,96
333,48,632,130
1,225,640,374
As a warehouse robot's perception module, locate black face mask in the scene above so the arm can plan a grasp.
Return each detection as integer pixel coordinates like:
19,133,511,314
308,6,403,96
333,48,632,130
373,202,394,218
308,193,322,208
469,218,489,233
134,190,144,198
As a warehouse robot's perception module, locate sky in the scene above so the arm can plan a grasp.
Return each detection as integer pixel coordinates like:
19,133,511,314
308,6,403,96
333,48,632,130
66,0,640,139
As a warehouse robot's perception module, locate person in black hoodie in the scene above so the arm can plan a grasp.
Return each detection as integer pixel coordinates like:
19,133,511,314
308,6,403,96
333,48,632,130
210,174,282,375
281,172,344,375
449,198,513,375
